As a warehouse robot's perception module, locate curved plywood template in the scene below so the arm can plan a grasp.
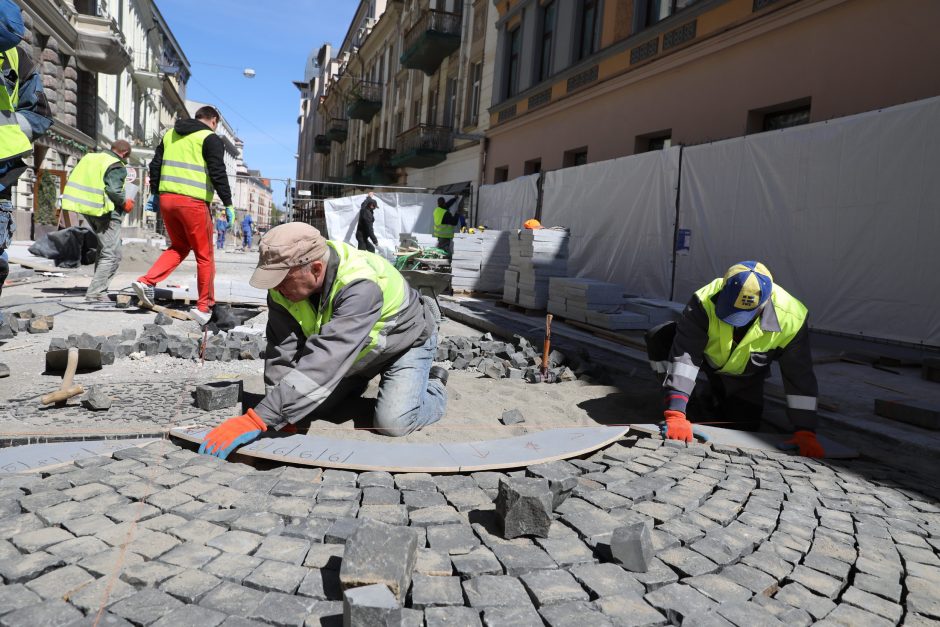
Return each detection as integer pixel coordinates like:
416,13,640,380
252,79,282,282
0,438,159,474
169,425,630,473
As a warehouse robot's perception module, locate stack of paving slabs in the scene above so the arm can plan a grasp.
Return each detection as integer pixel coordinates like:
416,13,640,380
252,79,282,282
504,228,570,309
451,231,511,294
547,278,685,330
399,232,438,250
47,326,266,363
434,332,583,383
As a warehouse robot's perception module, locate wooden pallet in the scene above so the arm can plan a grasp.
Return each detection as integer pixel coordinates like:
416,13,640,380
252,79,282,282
497,300,546,317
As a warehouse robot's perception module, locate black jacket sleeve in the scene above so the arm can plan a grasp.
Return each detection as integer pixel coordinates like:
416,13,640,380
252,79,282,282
149,142,164,196
202,134,233,206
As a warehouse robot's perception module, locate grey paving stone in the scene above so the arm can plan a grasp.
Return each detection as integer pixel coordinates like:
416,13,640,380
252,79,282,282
282,516,332,543
409,573,464,609
359,472,394,489
361,487,401,506
0,513,45,540
481,606,544,627
159,569,222,603
343,583,401,626
561,507,623,541
297,567,342,601
199,581,266,616
445,487,493,513
0,551,64,583
271,479,321,499
357,504,409,525
61,514,115,537
206,529,263,555
786,564,844,598
774,582,836,620
714,601,786,627
23,564,93,601
46,535,110,564
533,537,596,567
424,606,483,627
821,603,895,627
610,521,654,572
462,575,531,609
0,599,83,627
145,490,193,512
253,534,311,564
853,572,902,602
427,524,481,555
19,490,71,511
106,502,162,523
491,543,556,576
452,547,503,579
304,544,345,570
415,548,454,576
231,512,285,535
166,519,226,544
0,584,42,616
633,557,680,591
157,542,219,569
594,594,668,626
409,505,464,526
120,561,184,587
520,569,590,607
11,527,74,552
527,461,579,509
339,519,418,601
569,562,646,598
395,473,438,492
538,600,614,627
109,587,184,625
150,605,226,627
403,491,448,511
204,553,263,584
842,586,903,622
644,582,718,624
248,591,318,627
243,559,309,594
719,564,778,595
683,574,752,603
658,546,719,577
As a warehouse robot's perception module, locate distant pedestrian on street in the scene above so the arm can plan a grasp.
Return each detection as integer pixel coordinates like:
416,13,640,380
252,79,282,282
241,213,254,251
214,211,228,250
0,0,52,321
433,196,459,254
133,105,234,327
60,140,134,302
356,192,379,252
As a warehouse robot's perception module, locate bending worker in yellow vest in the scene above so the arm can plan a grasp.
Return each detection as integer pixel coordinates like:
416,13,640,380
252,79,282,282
60,140,134,302
645,261,824,457
199,222,448,459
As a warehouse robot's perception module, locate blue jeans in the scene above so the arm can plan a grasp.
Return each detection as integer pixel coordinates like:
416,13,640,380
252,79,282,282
242,230,252,248
0,199,13,252
374,333,447,436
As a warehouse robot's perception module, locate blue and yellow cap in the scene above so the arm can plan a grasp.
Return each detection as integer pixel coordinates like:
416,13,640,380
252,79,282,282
714,261,773,327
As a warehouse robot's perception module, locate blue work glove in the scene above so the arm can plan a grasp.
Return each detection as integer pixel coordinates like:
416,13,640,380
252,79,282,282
199,408,267,459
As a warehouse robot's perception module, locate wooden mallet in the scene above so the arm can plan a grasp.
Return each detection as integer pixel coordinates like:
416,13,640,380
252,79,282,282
40,347,84,405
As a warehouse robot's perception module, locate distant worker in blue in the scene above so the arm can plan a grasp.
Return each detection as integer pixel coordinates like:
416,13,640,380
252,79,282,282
241,213,254,251
214,211,228,250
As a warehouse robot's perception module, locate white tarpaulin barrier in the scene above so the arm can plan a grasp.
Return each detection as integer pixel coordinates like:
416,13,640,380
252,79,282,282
324,193,444,259
541,148,680,300
477,174,539,231
675,96,940,346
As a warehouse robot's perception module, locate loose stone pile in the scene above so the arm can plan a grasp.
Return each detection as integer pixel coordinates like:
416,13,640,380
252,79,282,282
435,333,584,384
0,309,55,338
0,435,937,625
47,325,266,365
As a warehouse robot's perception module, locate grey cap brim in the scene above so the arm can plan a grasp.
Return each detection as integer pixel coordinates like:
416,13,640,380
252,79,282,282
249,266,289,290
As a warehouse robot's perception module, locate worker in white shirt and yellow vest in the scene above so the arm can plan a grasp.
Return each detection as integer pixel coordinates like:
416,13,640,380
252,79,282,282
645,261,825,458
132,105,234,326
61,140,133,302
432,196,459,254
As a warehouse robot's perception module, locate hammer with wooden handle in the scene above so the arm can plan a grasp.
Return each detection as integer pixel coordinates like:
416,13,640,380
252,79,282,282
40,347,84,405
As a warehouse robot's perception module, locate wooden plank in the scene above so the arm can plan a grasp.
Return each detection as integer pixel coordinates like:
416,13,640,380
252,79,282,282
169,425,629,473
874,398,940,431
631,423,858,459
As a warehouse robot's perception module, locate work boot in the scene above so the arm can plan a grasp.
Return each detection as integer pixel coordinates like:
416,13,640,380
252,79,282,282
189,307,212,327
131,281,155,308
429,366,449,386
84,293,110,303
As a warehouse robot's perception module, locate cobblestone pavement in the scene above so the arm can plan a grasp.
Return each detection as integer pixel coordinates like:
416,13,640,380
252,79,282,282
0,381,235,445
0,435,939,626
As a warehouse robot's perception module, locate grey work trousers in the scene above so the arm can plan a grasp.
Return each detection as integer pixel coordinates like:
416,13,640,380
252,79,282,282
85,211,124,297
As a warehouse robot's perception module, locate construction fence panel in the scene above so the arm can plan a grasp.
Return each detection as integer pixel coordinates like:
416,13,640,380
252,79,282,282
324,192,442,259
675,96,940,347
540,147,681,301
477,174,539,231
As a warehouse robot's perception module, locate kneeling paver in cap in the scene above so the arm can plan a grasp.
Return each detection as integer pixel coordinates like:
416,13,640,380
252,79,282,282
495,477,553,539
339,519,418,602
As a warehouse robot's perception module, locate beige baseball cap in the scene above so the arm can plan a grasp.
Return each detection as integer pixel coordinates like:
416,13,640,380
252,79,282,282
249,222,328,289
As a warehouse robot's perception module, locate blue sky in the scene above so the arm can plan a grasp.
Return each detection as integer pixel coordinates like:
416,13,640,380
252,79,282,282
156,0,358,205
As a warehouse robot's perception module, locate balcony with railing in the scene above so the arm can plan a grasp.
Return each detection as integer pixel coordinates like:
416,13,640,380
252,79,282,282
313,134,331,154
391,125,453,169
400,9,462,75
72,12,132,74
347,81,384,123
345,160,366,184
326,117,349,144
364,148,397,185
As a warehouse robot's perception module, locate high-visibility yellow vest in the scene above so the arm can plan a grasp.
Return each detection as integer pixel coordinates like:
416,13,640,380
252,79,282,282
433,206,454,239
61,152,122,216
158,128,214,201
269,240,408,363
0,48,34,161
696,278,807,375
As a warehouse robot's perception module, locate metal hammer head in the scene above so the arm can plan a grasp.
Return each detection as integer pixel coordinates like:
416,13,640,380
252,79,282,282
45,348,102,373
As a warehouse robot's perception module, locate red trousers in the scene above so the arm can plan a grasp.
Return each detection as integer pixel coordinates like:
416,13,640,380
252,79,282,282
138,193,215,312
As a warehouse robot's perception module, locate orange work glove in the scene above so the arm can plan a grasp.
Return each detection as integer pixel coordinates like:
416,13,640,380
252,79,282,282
123,199,135,213
781,430,825,458
199,408,267,459
661,409,694,443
